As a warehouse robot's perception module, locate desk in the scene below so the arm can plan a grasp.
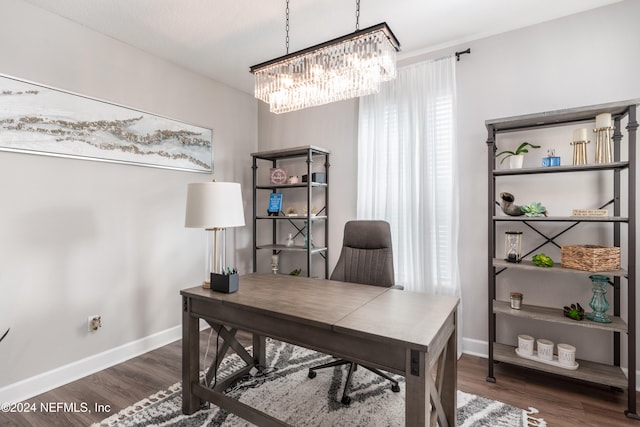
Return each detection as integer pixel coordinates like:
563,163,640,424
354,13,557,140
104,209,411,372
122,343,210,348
181,273,458,427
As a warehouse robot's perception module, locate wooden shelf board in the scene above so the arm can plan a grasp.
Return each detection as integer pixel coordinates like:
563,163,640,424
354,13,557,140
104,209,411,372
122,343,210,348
251,145,330,160
492,215,628,222
256,182,327,189
256,244,327,254
256,215,327,221
493,161,628,176
492,258,627,277
493,300,628,333
486,99,640,132
493,343,628,389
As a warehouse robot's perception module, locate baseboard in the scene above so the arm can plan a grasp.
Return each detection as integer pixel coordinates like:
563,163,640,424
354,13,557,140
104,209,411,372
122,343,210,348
461,337,640,392
461,336,488,358
3,332,639,403
0,325,184,404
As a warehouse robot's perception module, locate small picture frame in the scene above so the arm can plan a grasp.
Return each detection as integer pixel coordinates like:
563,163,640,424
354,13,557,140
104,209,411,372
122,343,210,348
268,193,283,216
270,168,287,184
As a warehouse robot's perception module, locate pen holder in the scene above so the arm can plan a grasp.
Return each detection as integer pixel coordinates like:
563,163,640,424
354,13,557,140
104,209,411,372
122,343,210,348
210,273,239,293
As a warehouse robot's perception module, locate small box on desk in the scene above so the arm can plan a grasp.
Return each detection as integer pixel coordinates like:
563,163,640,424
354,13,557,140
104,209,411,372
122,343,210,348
542,156,561,167
210,273,239,293
302,172,326,183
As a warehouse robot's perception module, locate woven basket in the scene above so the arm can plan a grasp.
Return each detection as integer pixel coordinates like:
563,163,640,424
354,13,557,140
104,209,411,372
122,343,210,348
561,245,620,272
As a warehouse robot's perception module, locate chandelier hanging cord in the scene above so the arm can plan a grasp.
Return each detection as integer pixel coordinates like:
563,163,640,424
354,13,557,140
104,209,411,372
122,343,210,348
285,0,360,52
285,0,290,54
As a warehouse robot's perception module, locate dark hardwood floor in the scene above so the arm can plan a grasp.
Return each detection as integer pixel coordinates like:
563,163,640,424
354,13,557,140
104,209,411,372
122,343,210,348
1,330,639,426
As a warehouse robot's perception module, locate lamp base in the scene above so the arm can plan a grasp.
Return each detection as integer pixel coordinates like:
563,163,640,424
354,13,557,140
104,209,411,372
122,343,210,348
210,272,239,293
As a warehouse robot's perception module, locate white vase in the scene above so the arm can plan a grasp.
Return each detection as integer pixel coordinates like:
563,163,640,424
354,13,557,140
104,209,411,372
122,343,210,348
509,155,524,169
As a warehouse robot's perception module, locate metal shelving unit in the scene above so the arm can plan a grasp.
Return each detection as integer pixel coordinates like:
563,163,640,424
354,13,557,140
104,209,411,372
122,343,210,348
486,100,639,419
251,145,330,278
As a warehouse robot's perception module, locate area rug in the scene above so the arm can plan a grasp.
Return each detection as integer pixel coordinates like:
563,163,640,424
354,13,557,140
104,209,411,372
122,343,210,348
94,339,546,427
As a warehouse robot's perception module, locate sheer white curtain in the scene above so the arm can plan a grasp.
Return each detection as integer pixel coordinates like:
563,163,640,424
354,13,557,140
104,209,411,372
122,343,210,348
357,55,460,315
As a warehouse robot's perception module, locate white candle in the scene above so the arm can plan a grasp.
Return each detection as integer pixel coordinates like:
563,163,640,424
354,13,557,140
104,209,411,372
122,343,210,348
595,113,612,129
271,254,279,265
573,128,588,142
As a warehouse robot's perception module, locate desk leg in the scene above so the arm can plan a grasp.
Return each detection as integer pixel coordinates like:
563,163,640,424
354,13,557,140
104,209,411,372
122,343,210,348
405,349,429,426
441,323,457,426
406,316,457,427
182,296,200,414
253,334,266,367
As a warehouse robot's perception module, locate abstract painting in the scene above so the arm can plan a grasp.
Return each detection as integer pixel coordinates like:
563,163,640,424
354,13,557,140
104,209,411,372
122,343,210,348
0,74,212,173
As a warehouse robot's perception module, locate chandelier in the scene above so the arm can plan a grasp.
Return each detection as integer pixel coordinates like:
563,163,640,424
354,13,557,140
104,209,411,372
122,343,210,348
250,1,400,114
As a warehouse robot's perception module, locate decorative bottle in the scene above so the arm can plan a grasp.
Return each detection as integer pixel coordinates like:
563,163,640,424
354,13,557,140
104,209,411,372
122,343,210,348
586,275,611,323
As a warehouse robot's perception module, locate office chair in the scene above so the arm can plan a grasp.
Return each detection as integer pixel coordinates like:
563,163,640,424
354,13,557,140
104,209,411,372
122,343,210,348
307,220,401,405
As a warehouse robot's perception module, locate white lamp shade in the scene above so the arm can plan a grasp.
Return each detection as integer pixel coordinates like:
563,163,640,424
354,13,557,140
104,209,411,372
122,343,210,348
185,182,245,229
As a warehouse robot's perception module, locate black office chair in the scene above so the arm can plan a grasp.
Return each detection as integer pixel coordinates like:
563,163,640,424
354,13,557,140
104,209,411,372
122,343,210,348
307,220,402,405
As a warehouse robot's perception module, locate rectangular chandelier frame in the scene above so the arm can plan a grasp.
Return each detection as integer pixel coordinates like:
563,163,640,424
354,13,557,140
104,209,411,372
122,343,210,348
250,22,401,114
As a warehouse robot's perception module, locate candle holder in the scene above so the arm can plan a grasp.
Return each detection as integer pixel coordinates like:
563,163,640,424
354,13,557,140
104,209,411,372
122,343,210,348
594,113,613,164
271,253,279,274
570,140,589,165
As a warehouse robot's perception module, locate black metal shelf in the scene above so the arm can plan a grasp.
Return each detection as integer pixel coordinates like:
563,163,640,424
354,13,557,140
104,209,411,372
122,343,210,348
486,100,638,419
252,146,330,278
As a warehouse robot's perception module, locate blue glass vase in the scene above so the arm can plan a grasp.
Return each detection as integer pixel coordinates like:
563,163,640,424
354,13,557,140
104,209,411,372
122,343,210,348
586,275,611,323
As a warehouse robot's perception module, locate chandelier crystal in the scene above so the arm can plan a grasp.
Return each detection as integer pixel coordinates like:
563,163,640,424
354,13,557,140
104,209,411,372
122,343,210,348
250,23,400,114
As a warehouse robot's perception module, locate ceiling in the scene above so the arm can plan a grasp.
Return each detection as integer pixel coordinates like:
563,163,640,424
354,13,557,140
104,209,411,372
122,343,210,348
23,0,622,95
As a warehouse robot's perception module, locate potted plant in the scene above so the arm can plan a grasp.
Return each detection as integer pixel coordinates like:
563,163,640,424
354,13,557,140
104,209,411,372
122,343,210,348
495,142,540,169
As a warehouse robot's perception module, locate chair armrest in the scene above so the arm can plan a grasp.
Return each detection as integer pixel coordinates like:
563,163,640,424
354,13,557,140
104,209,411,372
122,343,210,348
390,285,404,290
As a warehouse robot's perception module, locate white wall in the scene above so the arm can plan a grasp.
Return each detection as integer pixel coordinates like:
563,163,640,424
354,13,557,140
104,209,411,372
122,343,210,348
258,0,640,372
2,0,639,403
0,0,257,401
452,0,640,362
257,101,358,274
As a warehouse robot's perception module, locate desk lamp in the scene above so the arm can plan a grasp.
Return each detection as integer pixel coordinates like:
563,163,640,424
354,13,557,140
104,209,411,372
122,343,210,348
185,181,245,288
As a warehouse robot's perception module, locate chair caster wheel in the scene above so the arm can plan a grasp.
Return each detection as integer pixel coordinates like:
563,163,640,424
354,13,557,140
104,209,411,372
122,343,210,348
341,395,351,405
308,370,316,379
391,384,400,392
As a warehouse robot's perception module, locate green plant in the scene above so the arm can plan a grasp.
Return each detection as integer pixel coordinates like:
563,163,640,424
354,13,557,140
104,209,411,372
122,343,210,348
532,253,554,267
520,202,547,217
563,303,585,321
495,142,541,164
289,268,302,276
0,328,9,343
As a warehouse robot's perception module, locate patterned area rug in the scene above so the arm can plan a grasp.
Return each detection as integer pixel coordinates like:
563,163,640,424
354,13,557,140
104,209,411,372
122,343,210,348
94,339,546,427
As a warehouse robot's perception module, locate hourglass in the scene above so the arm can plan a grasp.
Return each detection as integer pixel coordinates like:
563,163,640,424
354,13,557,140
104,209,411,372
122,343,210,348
504,231,523,263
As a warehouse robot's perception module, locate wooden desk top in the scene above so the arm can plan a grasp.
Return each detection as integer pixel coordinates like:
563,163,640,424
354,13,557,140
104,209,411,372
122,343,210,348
334,289,459,351
181,273,388,329
181,273,458,350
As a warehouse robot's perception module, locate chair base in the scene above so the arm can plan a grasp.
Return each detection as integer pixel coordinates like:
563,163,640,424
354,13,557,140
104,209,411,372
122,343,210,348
308,358,400,405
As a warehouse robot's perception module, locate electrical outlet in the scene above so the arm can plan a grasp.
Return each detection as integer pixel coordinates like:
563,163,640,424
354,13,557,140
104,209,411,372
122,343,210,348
88,315,101,332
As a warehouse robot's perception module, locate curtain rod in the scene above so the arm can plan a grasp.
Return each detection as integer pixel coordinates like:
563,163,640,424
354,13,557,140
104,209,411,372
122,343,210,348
455,48,471,61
